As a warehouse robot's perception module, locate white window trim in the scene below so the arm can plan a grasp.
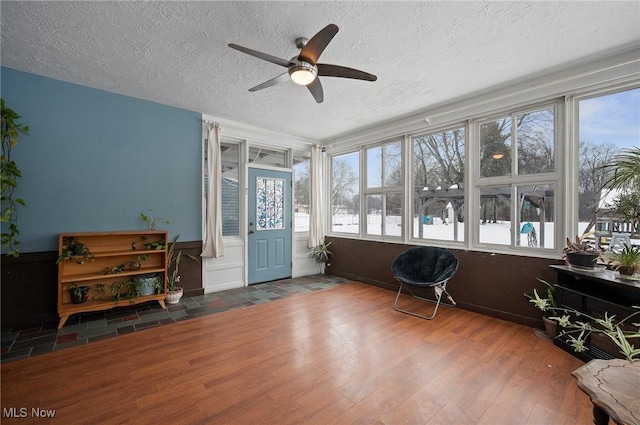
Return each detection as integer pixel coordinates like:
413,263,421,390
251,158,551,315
408,122,468,248
325,75,640,260
363,139,404,240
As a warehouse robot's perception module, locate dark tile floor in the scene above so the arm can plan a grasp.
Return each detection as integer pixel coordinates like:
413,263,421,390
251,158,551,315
1,274,351,364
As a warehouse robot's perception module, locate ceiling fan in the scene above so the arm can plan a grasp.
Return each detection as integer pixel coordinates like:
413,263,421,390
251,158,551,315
228,24,377,103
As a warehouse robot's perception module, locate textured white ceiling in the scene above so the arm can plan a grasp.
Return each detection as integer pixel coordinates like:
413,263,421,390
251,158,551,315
1,1,639,142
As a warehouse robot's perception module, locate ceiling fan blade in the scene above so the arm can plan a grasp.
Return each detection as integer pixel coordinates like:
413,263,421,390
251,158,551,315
228,43,293,68
249,72,290,92
307,78,324,103
317,63,377,81
298,24,339,65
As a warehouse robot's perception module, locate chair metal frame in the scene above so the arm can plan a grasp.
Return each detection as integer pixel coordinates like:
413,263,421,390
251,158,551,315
393,277,456,320
392,247,458,320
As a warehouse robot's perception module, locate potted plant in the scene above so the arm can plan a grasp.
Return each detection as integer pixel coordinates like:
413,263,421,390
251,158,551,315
68,283,90,304
109,279,143,305
166,235,199,304
525,278,558,338
606,243,640,276
136,273,162,296
528,278,640,362
140,210,171,230
310,241,332,274
56,236,94,265
563,235,602,269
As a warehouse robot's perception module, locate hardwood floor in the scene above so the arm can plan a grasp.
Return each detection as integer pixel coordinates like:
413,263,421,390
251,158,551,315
1,282,592,424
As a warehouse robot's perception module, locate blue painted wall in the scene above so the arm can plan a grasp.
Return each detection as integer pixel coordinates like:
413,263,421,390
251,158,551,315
1,67,202,253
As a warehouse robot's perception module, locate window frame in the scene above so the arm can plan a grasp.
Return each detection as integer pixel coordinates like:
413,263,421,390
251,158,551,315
293,157,311,233
363,138,404,240
569,83,640,238
472,99,562,252
329,150,361,237
409,123,468,247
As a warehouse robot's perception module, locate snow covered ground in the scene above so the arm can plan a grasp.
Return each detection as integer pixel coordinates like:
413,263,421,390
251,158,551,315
296,213,638,249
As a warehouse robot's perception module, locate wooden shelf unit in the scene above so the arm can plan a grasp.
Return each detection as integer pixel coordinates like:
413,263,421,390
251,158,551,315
57,230,168,329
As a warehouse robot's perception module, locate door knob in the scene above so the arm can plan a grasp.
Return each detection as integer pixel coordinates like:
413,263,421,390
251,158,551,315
249,230,255,234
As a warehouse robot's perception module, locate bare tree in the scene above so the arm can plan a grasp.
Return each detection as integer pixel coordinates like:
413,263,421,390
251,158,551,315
294,162,310,210
578,140,618,221
331,158,357,215
414,128,465,189
517,108,555,174
479,119,512,178
413,128,465,223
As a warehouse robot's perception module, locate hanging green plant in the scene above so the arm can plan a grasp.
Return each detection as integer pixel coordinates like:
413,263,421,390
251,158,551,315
56,236,94,265
1,99,29,257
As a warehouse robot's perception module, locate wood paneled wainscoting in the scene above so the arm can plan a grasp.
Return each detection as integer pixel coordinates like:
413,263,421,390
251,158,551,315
325,237,565,329
1,282,591,424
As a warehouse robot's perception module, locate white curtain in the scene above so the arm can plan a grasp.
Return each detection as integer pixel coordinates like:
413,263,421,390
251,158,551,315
309,144,325,248
201,123,224,258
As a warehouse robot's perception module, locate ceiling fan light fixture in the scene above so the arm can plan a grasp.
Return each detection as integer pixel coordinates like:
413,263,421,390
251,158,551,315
229,24,376,102
289,62,317,85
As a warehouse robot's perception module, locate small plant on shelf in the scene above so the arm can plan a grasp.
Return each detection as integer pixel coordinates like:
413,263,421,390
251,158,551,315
140,210,171,231
135,273,164,295
141,236,166,251
68,283,90,304
104,263,126,274
606,243,640,276
127,254,150,270
563,235,602,269
57,236,94,264
110,279,142,305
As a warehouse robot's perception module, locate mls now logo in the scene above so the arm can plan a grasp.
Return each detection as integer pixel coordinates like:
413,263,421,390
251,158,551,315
3,407,56,418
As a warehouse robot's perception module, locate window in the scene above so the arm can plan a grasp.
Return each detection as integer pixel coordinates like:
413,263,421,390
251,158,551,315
248,146,286,168
480,107,555,178
325,82,637,257
220,142,239,236
577,87,640,237
365,140,403,237
517,184,555,248
517,108,555,175
331,151,360,233
478,184,555,248
293,157,310,232
412,126,465,242
480,119,511,178
476,104,558,249
478,186,510,245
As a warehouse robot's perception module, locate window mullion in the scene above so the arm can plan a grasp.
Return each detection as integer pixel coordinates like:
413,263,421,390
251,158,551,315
404,134,411,244
511,113,518,176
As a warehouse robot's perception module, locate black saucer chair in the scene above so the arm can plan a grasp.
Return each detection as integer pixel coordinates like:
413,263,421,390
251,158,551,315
391,246,459,319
